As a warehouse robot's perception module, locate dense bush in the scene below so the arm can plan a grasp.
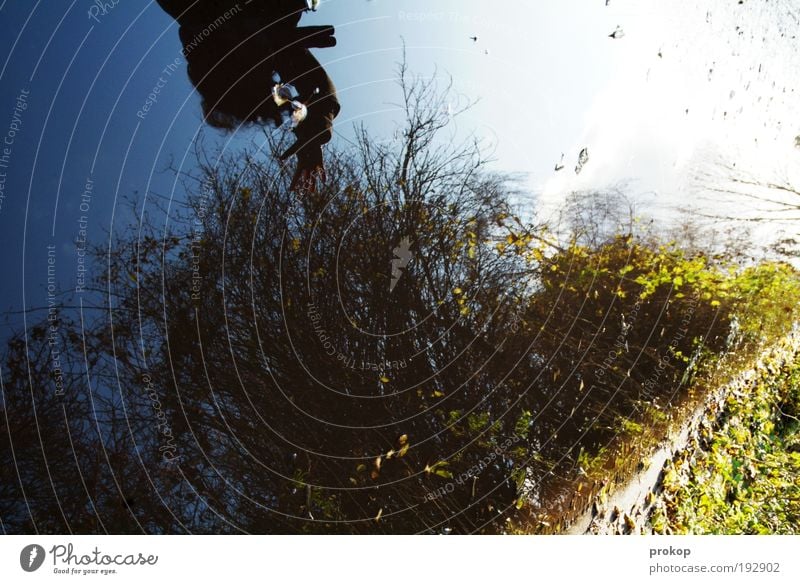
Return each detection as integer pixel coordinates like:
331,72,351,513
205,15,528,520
652,348,800,534
2,69,798,534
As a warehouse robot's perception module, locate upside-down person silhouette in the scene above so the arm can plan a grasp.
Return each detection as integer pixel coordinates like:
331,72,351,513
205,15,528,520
156,0,340,193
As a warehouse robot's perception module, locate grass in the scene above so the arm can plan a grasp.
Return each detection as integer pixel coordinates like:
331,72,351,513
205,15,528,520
651,344,800,534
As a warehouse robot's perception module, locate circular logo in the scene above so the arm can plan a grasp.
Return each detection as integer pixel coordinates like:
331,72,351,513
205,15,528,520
19,544,46,572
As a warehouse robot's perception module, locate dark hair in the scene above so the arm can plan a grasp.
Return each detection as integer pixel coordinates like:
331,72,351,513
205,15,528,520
160,0,336,132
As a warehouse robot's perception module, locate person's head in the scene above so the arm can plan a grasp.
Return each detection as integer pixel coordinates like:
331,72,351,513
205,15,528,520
156,0,307,27
161,0,317,130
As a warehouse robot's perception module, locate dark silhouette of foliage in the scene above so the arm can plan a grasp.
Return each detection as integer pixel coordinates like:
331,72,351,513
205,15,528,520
2,64,798,534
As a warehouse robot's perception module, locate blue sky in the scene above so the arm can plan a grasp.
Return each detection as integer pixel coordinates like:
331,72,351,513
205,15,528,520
0,0,618,325
1,0,798,328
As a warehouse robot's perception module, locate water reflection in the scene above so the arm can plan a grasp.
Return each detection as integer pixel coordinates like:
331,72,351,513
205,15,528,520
0,59,732,533
157,0,339,192
1,0,797,536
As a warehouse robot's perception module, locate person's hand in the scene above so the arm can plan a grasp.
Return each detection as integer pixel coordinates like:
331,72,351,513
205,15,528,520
289,161,326,194
282,142,325,194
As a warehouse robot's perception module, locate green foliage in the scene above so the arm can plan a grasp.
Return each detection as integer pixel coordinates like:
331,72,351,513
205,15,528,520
657,354,800,534
515,410,533,439
4,54,798,535
616,416,644,435
467,412,491,433
515,234,799,533
728,262,800,340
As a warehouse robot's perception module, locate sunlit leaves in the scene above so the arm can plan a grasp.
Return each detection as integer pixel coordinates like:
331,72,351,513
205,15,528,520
514,410,533,439
656,354,800,534
424,460,453,479
371,456,382,480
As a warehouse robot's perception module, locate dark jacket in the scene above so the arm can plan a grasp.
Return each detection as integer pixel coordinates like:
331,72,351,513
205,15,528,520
156,0,337,130
156,0,306,28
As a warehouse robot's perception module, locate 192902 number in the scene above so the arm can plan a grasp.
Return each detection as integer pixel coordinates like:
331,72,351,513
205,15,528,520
742,562,780,573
